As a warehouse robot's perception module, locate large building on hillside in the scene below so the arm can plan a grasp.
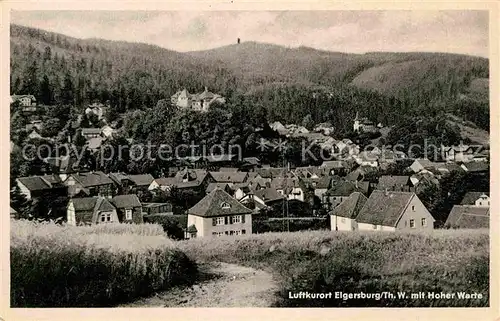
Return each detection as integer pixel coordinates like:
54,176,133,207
353,112,377,133
171,87,225,112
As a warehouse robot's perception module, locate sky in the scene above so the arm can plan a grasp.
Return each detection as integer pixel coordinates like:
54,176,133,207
11,10,489,57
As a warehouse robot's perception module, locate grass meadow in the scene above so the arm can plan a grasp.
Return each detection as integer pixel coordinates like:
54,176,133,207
177,229,489,307
10,220,197,307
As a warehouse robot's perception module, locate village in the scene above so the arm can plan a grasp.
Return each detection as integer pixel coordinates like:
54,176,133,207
10,89,490,238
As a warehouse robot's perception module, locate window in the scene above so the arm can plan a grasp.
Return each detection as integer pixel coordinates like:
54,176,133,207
411,205,415,211
232,215,241,224
229,230,235,236
125,209,132,220
216,217,225,225
409,219,415,228
100,212,112,223
235,230,242,236
421,218,427,227
242,229,246,235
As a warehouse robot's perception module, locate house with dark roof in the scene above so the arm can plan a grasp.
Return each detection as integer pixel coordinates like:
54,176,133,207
320,160,349,176
355,191,435,231
460,192,490,207
206,182,233,195
109,172,134,193
80,128,102,139
232,182,252,200
444,205,489,229
128,174,155,191
149,177,178,192
209,171,248,184
186,187,253,238
64,171,115,198
67,196,118,225
142,202,174,216
255,167,287,179
271,177,305,202
43,155,81,181
241,157,261,171
376,175,412,192
442,145,475,163
330,192,367,231
111,194,143,224
16,175,67,200
409,158,441,173
461,162,489,174
302,176,334,200
323,180,366,210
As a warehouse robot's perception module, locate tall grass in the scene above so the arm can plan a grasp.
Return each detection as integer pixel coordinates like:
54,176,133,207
11,220,197,307
178,229,489,307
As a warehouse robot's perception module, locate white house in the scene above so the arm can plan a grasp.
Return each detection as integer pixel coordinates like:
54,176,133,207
330,192,367,231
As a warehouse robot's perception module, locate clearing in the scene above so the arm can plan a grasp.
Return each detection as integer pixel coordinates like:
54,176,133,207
120,262,279,307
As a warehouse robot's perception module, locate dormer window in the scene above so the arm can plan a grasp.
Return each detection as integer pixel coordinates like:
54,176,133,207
221,202,231,209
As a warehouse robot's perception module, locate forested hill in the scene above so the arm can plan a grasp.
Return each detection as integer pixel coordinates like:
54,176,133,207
10,24,489,131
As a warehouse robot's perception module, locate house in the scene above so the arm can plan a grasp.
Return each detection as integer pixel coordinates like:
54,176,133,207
444,205,489,229
240,188,285,207
320,160,349,175
108,172,135,194
354,151,379,167
305,176,333,200
209,171,248,184
409,159,441,173
255,167,287,179
67,196,118,226
323,180,366,210
25,120,43,132
81,128,102,139
10,207,18,219
43,154,81,181
355,191,435,231
460,192,490,207
110,194,143,224
27,129,43,140
353,112,377,133
85,102,106,120
376,176,412,192
64,171,115,198
171,87,225,112
128,174,155,191
86,137,105,152
241,157,261,170
148,177,178,192
16,175,67,200
410,172,439,194
206,182,233,195
101,125,115,138
271,178,305,202
461,162,489,174
442,145,475,163
174,169,214,191
142,202,174,216
186,187,253,238
330,192,367,231
11,94,37,112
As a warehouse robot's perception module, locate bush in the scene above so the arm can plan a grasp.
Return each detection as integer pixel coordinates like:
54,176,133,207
11,220,197,307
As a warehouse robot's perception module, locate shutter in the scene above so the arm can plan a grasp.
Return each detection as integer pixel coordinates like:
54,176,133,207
225,216,229,225
242,214,245,223
212,218,216,226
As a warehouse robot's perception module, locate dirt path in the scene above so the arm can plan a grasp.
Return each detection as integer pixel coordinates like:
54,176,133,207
120,262,279,307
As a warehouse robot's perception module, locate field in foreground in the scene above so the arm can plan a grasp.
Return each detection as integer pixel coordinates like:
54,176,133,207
177,229,489,307
10,220,197,307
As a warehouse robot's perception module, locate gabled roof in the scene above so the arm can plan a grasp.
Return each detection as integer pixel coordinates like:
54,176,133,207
355,191,419,226
320,160,348,169
330,192,367,219
460,192,490,205
326,180,365,197
462,162,489,173
109,172,131,185
413,158,440,169
210,171,248,183
206,182,231,194
253,188,285,203
377,176,411,188
70,196,115,213
242,157,260,165
111,194,142,209
188,187,252,218
128,174,154,186
70,171,114,187
153,177,178,187
17,176,52,191
445,205,489,228
219,167,239,172
256,167,287,178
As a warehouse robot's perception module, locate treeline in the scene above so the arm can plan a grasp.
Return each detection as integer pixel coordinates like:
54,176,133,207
10,24,489,132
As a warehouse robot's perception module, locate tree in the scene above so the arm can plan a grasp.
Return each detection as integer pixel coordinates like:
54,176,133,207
302,114,314,130
60,73,74,105
39,74,52,105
